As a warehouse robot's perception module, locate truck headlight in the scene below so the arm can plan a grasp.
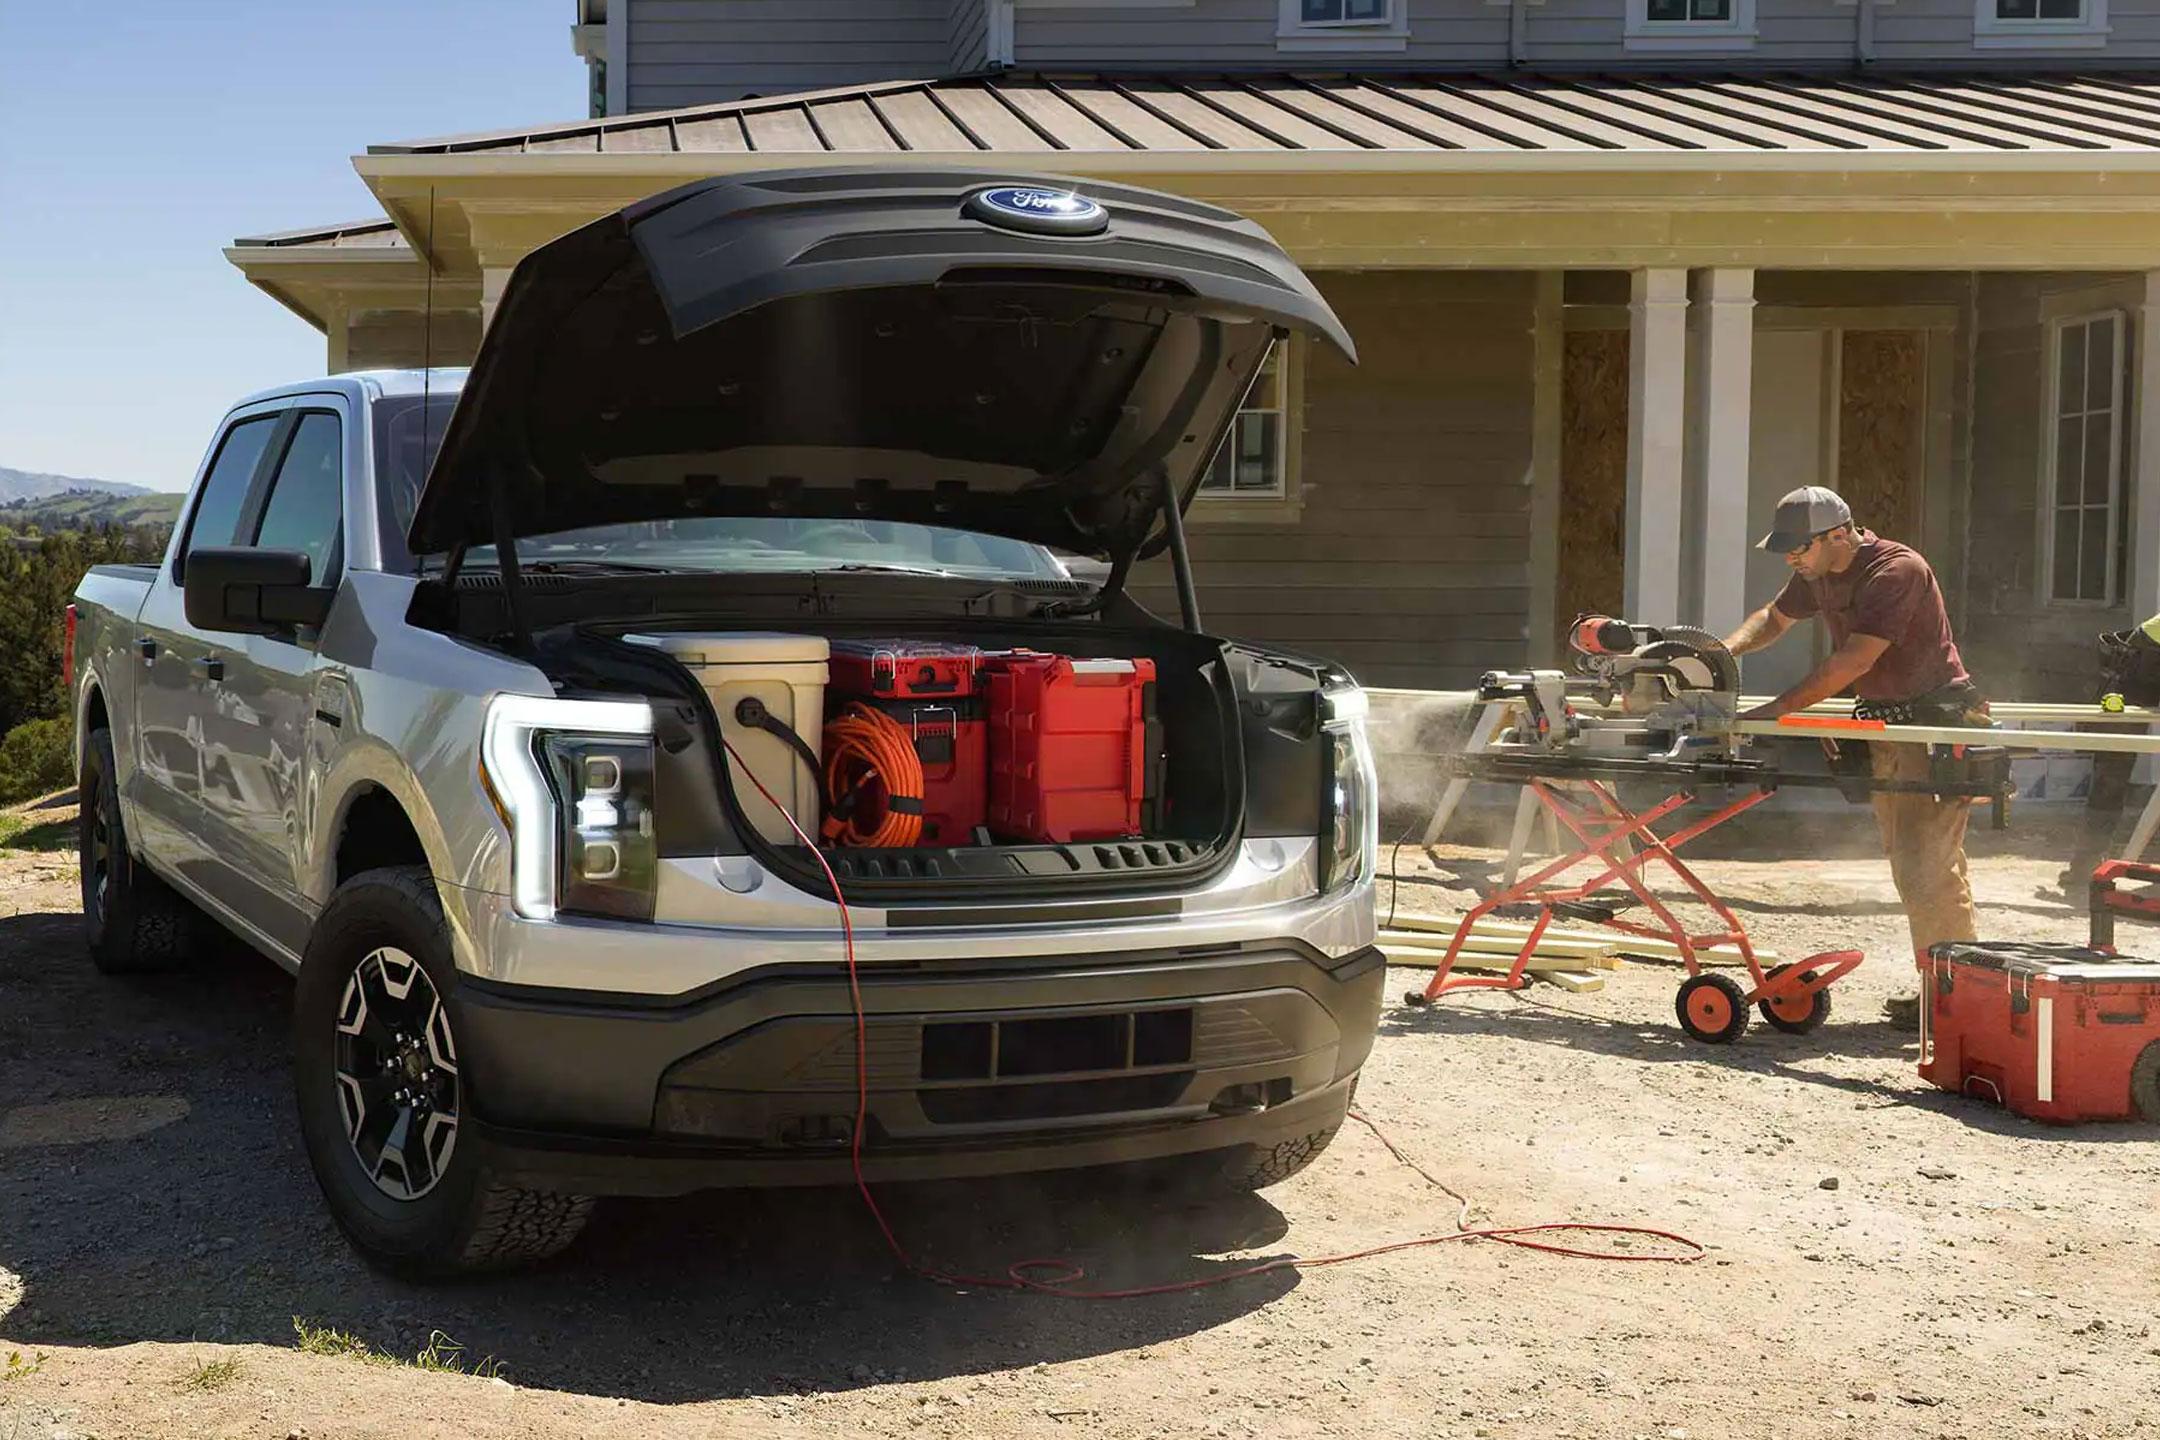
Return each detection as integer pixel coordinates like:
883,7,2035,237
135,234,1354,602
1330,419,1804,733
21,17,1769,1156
480,695,655,922
1320,684,1377,894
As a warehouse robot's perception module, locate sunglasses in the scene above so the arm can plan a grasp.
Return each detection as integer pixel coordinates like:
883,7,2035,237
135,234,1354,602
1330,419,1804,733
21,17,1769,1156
1783,527,1842,558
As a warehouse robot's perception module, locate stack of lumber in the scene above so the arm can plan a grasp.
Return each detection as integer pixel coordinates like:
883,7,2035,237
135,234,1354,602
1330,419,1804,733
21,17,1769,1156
1377,918,1620,994
1380,914,1780,993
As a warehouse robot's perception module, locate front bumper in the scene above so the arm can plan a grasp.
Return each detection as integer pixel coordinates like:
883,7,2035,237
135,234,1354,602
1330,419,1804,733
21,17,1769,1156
454,940,1385,1196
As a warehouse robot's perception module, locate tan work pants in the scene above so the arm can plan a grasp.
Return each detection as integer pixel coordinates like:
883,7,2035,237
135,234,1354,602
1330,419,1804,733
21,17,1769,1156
1868,741,1979,960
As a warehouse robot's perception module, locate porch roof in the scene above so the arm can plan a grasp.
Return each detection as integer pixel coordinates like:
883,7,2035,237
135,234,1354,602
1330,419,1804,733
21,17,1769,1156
371,70,2160,158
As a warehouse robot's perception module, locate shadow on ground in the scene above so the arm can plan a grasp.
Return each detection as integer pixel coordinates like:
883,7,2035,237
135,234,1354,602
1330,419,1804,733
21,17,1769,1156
1379,987,2160,1144
0,910,1293,1402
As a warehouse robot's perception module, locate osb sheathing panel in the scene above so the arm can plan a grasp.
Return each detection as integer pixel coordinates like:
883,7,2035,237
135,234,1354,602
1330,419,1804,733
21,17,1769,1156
1837,331,1926,546
1556,328,1629,651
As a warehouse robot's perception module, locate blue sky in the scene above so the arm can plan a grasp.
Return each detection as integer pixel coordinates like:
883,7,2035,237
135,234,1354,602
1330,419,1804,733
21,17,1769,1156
0,2,582,491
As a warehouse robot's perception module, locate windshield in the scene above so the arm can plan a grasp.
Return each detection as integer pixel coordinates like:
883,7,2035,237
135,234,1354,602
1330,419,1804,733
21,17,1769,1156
371,393,1068,581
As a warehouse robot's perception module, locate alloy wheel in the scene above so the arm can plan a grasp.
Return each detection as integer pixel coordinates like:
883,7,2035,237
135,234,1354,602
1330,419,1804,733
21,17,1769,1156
332,947,460,1200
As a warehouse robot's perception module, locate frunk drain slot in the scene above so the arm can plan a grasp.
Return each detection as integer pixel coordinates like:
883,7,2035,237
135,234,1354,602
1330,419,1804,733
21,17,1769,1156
920,1008,1194,1083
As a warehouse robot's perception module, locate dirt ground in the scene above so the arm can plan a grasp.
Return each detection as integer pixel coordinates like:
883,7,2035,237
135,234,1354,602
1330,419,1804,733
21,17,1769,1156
3,790,2158,1440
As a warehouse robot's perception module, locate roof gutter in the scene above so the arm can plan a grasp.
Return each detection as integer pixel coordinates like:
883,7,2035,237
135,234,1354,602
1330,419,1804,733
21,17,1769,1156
354,148,2160,179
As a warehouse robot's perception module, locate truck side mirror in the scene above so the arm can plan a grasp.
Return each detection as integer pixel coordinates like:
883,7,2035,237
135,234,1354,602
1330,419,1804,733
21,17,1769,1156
183,547,334,635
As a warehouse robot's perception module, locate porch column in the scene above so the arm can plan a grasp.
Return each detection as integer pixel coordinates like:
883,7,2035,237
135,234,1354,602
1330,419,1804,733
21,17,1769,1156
324,307,352,375
1624,268,1688,624
479,266,513,334
1526,271,1564,663
2131,269,2160,626
1689,268,1756,634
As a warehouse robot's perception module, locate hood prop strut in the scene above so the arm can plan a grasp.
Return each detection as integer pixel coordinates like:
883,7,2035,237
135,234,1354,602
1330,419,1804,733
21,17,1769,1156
1158,466,1202,633
489,466,535,654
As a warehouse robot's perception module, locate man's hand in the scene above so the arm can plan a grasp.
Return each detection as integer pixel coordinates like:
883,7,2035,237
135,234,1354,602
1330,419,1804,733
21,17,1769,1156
1738,700,1783,722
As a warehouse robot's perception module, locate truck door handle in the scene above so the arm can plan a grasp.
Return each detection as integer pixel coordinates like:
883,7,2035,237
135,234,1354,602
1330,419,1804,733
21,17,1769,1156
196,656,224,683
136,636,157,661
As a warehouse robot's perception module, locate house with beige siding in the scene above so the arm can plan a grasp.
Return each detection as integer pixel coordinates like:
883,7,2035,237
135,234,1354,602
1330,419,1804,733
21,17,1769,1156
231,1,2160,698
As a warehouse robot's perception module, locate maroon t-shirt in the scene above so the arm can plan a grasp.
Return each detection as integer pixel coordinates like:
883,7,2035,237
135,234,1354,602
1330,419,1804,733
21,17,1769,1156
1773,531,1969,702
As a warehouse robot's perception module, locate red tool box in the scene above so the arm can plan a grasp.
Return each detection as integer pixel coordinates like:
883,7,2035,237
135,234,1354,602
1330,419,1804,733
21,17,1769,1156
827,643,989,846
875,696,989,846
828,641,980,700
1919,940,2160,1124
983,652,1160,843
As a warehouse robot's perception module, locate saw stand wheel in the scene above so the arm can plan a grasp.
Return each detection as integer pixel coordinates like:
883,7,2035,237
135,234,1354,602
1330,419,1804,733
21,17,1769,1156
1675,973,1751,1044
1756,962,1835,1034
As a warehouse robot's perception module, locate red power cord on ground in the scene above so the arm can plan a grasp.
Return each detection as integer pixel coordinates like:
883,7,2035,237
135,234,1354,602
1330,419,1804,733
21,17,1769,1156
719,736,1705,1295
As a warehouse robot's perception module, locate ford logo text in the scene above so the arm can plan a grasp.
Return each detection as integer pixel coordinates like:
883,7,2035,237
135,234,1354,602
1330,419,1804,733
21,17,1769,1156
963,186,1109,236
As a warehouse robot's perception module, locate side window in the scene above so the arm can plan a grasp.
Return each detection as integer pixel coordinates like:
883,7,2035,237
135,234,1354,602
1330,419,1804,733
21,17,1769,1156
177,416,279,580
251,412,345,586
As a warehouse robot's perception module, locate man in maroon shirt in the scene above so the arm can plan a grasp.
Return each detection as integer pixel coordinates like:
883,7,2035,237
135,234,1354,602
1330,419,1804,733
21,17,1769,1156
1720,487,1982,1029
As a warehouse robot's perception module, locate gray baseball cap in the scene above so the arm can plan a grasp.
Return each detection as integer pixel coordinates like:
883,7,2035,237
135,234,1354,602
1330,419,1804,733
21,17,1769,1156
1756,485,1853,553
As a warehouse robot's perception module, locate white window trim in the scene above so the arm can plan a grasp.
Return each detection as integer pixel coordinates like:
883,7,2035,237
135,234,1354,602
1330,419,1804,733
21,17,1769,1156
1974,0,2110,48
1193,341,1304,527
1277,0,1410,53
2038,310,2127,609
1624,0,1759,51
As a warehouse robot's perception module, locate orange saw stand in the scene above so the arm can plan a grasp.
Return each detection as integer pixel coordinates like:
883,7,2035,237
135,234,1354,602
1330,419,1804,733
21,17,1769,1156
1400,776,1862,1045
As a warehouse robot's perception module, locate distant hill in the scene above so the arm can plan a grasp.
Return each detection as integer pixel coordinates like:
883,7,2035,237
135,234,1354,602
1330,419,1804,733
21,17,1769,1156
0,466,152,504
0,490,183,530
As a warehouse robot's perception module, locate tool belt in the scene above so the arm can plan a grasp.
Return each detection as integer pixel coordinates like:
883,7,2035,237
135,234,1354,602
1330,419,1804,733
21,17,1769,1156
1826,680,2011,827
1851,679,1989,727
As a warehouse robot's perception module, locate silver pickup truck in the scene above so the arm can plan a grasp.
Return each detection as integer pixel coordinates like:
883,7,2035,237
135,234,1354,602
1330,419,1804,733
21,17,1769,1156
70,169,1382,1277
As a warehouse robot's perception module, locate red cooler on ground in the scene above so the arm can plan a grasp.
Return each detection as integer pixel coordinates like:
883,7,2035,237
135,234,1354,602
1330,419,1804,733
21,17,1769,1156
983,652,1160,844
1920,941,2160,1124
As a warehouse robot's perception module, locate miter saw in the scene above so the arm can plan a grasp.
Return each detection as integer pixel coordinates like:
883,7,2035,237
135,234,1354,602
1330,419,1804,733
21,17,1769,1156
1475,615,1747,766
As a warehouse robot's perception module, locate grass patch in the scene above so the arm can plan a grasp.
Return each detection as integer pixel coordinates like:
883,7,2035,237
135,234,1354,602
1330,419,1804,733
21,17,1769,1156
292,1317,392,1368
0,813,74,854
2,1350,45,1382
174,1356,243,1393
291,1318,497,1377
411,1331,500,1378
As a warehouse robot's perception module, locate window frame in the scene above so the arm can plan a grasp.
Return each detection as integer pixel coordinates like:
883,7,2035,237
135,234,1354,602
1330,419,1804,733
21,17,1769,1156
1974,0,2109,48
247,408,350,593
1276,0,1409,51
1624,0,1759,50
172,406,288,586
1192,339,1304,527
2038,309,2127,609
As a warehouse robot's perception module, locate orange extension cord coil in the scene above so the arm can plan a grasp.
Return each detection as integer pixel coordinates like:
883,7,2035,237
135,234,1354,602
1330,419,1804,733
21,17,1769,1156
820,702,927,848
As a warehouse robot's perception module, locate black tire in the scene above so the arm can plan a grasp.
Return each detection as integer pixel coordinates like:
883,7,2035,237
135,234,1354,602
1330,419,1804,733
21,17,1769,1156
1757,963,1834,1035
1139,1122,1344,1201
2132,1041,2160,1124
1675,972,1751,1045
79,727,198,973
293,865,592,1278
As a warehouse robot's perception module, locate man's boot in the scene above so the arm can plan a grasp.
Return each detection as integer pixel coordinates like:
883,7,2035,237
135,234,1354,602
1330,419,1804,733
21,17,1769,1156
1882,994,1921,1032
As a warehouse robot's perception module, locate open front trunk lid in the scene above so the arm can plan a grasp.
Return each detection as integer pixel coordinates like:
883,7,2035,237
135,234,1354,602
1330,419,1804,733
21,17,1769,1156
406,168,1353,561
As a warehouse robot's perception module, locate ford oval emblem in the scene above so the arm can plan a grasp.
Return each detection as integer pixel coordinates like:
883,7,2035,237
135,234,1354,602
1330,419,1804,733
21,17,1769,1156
963,185,1108,237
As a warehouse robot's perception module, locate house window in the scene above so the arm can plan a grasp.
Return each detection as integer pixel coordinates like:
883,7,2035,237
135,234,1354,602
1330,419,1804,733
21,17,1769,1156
1644,0,1732,19
1196,344,1301,521
1625,0,1757,48
1975,0,2109,46
1299,0,1391,23
1277,0,1408,50
2043,312,2125,606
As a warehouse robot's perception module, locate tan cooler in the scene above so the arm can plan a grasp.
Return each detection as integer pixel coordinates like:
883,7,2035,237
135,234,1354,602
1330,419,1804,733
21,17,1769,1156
626,632,829,845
